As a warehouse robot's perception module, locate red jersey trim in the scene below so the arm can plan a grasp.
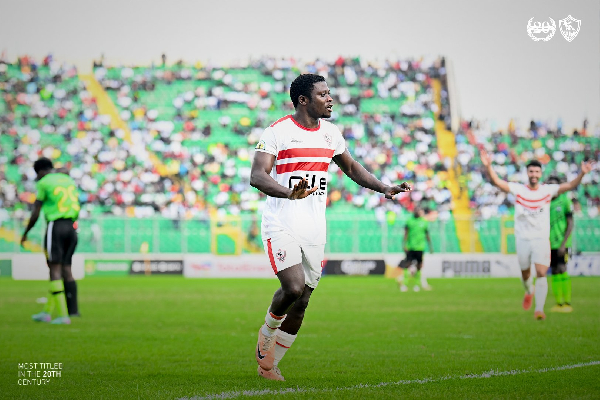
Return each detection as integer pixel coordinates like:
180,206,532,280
277,148,335,160
270,115,321,131
270,115,292,128
516,194,551,204
266,239,277,274
275,162,330,174
291,116,320,131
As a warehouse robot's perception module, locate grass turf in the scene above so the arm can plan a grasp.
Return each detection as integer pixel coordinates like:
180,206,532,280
1,276,599,399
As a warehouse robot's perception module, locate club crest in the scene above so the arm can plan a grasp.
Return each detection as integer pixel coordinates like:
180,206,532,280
526,17,556,42
323,132,332,147
559,15,581,42
276,249,286,262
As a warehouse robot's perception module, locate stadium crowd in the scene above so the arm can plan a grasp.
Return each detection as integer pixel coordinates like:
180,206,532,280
4,54,596,227
0,55,180,221
36,55,451,219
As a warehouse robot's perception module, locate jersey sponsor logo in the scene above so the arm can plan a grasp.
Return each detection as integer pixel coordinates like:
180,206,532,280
288,174,327,195
255,140,266,150
521,206,546,216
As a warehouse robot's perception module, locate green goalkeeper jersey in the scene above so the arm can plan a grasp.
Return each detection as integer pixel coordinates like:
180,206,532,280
36,173,81,222
549,193,573,249
405,216,429,251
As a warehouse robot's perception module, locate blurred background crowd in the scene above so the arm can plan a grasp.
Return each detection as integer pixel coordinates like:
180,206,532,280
1,54,598,228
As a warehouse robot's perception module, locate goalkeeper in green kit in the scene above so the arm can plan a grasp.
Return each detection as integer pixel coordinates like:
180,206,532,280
547,175,574,313
21,158,81,324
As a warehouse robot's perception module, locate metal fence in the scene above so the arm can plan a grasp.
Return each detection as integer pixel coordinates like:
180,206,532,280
1,215,598,254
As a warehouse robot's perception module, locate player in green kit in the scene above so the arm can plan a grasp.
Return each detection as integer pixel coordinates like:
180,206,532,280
21,158,81,324
547,176,574,313
397,207,433,292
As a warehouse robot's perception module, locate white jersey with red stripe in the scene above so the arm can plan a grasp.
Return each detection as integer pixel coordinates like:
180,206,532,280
508,182,560,240
255,115,346,245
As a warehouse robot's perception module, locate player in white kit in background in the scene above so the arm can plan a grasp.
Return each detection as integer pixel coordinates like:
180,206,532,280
250,74,412,381
480,149,595,320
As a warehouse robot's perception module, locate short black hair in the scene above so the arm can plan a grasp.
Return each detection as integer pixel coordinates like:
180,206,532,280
526,160,542,170
33,157,53,174
290,74,326,108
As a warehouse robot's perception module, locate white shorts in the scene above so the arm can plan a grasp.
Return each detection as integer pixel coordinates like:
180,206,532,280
516,238,551,271
263,232,325,289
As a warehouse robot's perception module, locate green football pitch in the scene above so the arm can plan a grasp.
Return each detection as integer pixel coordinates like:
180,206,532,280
1,276,599,399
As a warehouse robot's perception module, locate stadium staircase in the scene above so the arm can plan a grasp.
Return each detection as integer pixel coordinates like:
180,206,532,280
433,80,483,252
78,74,172,177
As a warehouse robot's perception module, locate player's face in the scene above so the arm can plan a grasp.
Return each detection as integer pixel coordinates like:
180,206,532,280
527,166,542,185
307,81,333,119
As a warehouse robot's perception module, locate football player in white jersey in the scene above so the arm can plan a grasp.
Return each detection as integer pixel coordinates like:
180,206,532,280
480,149,594,320
250,74,412,381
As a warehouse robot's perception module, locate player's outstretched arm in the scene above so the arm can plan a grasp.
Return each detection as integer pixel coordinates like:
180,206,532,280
557,160,596,195
480,148,510,193
21,201,42,247
333,149,411,200
250,151,317,200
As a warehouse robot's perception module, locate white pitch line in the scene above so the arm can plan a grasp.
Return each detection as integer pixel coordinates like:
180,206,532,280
181,361,600,400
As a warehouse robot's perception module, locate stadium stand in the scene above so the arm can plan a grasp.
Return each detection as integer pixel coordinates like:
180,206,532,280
94,56,458,253
1,55,597,254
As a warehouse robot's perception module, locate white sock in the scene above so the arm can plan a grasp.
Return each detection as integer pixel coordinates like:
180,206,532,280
421,273,429,287
273,329,296,367
534,277,548,312
521,274,534,295
261,309,286,337
396,273,404,285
